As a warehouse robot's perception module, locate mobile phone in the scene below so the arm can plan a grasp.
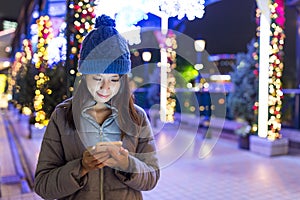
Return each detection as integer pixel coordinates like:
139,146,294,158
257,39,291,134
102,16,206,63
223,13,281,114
96,141,122,147
87,141,123,153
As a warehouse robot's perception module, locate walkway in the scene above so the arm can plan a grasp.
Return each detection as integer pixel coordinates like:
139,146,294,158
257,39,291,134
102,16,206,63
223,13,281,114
0,108,300,199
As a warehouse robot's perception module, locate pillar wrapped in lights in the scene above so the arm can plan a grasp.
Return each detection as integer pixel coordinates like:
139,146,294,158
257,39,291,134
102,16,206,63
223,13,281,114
267,0,285,140
256,0,285,140
66,0,96,96
152,0,205,122
33,15,54,127
164,31,177,122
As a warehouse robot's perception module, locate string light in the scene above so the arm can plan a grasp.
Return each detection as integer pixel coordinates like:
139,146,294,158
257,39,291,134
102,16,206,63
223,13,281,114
165,31,177,122
33,15,54,127
8,39,35,113
70,0,95,46
267,0,285,140
256,0,285,140
67,0,95,89
8,52,23,105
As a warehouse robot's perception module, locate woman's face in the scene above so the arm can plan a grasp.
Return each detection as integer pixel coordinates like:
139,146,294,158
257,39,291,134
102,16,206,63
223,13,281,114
85,74,121,103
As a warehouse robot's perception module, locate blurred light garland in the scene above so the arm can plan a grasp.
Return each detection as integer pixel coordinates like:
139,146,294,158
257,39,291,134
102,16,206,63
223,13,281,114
165,31,177,122
256,0,285,140
20,39,34,115
267,0,285,140
9,39,34,109
72,0,95,41
66,0,95,94
22,39,34,64
33,15,54,128
8,52,23,102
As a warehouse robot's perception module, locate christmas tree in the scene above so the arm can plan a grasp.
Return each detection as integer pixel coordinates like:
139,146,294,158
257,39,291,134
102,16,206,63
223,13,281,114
42,62,68,120
227,39,258,128
15,63,38,113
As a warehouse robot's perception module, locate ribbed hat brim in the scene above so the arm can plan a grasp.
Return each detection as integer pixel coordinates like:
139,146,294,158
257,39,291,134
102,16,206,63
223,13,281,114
78,58,131,74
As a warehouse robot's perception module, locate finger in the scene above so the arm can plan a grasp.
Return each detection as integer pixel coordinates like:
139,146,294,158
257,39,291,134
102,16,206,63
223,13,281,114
93,151,109,158
119,147,129,156
94,145,108,153
90,159,104,167
83,150,90,157
84,153,102,165
84,149,98,159
82,158,97,170
86,158,106,170
102,158,117,167
94,154,110,163
106,146,122,159
96,163,105,169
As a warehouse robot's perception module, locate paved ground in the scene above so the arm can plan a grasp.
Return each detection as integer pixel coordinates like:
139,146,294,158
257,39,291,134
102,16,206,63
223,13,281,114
1,108,300,199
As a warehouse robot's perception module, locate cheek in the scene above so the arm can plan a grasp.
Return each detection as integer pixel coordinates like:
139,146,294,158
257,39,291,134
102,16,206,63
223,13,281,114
111,84,120,95
87,81,98,95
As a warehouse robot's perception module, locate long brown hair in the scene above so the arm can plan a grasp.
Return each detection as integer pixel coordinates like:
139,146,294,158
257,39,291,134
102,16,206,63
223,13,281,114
111,74,142,137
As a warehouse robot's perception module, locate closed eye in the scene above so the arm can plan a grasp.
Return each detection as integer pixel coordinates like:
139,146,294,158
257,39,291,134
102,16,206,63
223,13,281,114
93,77,102,81
91,75,119,82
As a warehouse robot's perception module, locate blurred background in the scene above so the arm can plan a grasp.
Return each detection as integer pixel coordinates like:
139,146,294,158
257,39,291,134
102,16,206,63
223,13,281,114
0,0,300,199
0,0,299,129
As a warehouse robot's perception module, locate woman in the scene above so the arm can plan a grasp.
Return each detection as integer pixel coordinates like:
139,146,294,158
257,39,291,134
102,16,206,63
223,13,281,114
34,15,160,200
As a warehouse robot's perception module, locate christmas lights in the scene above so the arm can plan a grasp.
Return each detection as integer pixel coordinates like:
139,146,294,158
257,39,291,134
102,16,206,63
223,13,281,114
265,0,285,140
257,0,285,140
33,15,54,127
165,31,177,122
67,0,96,92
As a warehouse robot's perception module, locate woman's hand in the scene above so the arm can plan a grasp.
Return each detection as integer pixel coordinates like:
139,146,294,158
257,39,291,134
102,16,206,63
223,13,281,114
103,145,129,171
81,143,129,176
81,146,110,176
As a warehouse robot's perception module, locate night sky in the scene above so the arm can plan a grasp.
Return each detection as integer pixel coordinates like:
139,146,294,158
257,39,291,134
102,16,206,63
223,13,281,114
183,0,257,55
0,0,23,21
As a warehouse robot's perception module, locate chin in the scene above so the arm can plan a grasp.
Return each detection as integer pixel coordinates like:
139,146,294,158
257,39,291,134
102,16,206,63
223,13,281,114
95,97,111,103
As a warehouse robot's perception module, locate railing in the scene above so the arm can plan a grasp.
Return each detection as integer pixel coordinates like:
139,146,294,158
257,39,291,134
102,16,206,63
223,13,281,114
282,89,300,129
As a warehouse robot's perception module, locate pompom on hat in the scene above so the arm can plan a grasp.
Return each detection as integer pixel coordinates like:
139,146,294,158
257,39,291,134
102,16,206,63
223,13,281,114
78,15,131,74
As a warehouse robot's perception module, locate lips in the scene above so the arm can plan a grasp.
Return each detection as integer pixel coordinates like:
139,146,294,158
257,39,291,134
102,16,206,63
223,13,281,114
96,92,110,99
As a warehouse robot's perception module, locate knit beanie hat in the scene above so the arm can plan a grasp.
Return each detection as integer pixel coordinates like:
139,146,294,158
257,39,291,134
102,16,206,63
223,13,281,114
78,15,131,74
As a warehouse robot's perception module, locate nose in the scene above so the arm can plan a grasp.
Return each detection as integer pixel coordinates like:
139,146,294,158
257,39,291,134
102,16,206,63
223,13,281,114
100,80,110,90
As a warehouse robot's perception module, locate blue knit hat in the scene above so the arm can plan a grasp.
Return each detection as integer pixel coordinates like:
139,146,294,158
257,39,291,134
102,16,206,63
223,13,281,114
78,15,131,74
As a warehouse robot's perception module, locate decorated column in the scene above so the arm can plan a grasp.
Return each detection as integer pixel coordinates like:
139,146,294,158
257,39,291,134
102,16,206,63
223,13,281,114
33,15,54,127
65,0,96,96
251,0,288,156
256,0,285,140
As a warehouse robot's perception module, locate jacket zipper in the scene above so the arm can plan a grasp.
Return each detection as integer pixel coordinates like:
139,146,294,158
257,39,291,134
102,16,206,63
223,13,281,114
100,168,104,200
99,126,104,200
99,126,103,142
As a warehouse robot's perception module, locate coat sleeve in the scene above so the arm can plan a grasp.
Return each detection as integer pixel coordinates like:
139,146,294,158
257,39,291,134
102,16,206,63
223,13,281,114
115,109,160,191
34,109,87,199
